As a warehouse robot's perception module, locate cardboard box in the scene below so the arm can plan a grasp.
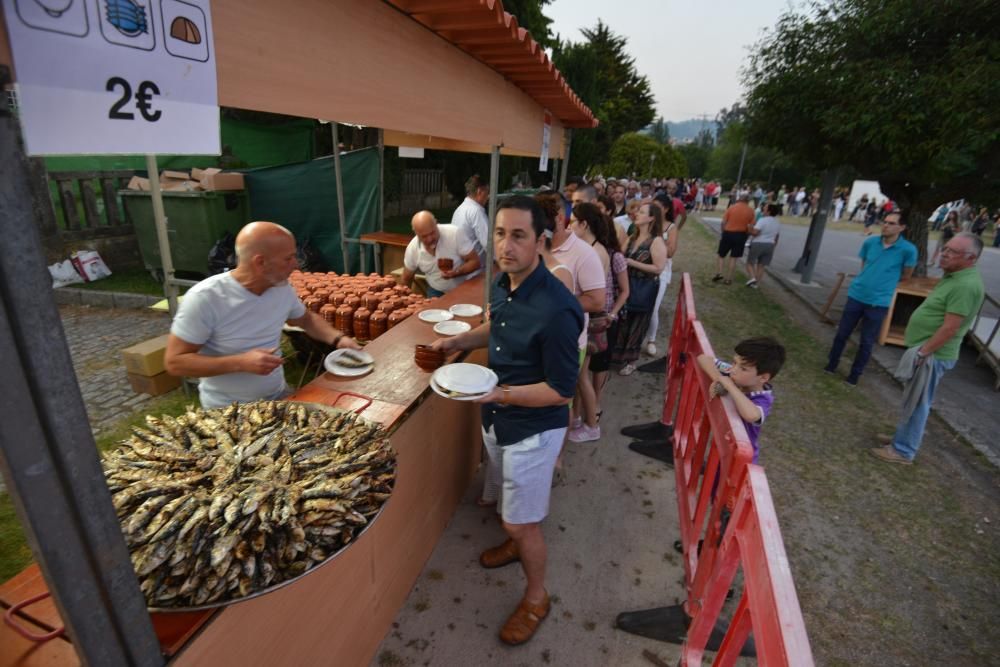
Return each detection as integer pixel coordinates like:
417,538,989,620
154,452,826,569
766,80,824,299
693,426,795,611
122,334,171,376
161,179,203,192
126,175,150,191
127,371,181,396
162,170,190,180
190,167,207,181
200,172,245,191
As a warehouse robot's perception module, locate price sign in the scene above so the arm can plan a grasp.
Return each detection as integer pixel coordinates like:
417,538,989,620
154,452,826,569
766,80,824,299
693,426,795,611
2,0,219,155
538,111,551,172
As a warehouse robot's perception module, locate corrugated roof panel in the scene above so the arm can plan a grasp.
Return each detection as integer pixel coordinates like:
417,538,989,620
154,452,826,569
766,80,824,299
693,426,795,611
385,0,598,128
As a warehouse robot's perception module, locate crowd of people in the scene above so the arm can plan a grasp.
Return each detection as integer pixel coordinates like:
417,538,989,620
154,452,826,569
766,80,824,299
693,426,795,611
161,166,987,647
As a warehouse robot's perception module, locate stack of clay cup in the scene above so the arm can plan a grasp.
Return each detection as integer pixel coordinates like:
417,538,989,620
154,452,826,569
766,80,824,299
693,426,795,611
289,271,440,342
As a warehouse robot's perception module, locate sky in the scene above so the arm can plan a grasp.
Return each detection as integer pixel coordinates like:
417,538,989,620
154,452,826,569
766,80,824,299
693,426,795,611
545,0,795,123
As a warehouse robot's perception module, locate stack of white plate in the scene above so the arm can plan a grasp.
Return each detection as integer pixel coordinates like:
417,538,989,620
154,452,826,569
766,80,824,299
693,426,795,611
430,363,498,401
449,303,483,317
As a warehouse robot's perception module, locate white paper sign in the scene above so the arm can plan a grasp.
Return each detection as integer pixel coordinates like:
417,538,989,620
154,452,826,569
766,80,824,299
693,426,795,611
3,0,220,155
399,146,425,159
538,111,552,172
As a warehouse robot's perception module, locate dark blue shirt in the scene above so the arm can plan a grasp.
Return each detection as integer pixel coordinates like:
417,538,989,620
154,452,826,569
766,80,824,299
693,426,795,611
482,260,584,446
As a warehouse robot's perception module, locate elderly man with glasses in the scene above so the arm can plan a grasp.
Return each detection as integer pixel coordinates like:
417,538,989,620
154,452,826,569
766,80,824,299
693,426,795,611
872,232,985,465
824,211,918,385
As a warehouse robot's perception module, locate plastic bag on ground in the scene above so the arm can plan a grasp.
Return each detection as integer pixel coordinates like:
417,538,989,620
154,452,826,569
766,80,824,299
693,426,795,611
70,250,112,282
49,259,85,288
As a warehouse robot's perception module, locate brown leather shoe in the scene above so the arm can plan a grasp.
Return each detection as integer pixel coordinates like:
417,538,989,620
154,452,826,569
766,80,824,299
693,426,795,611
869,445,913,465
499,592,550,645
479,539,519,569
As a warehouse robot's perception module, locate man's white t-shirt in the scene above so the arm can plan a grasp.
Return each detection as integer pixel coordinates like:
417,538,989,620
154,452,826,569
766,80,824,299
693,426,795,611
451,197,489,277
171,272,306,408
403,224,475,293
751,216,781,244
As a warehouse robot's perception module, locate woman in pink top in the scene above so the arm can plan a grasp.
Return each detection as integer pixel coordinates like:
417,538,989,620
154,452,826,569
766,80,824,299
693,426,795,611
567,203,628,442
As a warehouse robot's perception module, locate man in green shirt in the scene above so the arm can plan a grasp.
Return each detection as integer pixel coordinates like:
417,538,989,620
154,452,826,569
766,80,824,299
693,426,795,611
872,233,985,464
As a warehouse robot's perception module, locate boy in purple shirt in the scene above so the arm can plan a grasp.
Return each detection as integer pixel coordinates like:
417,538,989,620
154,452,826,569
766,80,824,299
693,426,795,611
696,337,786,463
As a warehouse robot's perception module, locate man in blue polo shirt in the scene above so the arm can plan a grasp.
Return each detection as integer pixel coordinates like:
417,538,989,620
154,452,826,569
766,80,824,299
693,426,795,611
433,195,583,645
825,210,917,385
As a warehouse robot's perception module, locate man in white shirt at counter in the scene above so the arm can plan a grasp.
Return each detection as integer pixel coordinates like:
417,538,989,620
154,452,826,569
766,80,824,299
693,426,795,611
164,221,360,408
400,211,481,297
451,174,490,277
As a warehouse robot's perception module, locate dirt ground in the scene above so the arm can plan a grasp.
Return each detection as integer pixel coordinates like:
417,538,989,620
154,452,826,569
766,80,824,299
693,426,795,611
376,217,999,667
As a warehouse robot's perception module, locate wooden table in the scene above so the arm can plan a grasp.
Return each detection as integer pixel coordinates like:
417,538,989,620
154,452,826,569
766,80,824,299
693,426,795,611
360,231,413,275
879,277,940,346
2,278,490,667
172,277,488,666
0,564,215,662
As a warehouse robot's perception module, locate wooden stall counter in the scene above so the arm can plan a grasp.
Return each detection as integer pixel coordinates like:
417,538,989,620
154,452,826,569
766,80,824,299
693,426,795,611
360,231,413,276
879,277,940,346
172,277,488,667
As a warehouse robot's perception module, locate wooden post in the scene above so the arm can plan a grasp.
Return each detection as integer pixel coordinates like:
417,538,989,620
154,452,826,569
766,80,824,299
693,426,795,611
145,154,179,315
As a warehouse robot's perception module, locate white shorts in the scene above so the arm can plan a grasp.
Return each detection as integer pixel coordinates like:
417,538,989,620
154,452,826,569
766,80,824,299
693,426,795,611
481,425,565,524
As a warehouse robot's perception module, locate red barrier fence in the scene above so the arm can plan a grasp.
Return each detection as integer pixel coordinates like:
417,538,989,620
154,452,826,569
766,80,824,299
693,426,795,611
618,273,814,666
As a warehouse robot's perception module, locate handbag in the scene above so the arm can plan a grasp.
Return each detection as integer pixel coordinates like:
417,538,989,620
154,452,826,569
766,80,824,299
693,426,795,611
586,311,611,354
626,273,658,313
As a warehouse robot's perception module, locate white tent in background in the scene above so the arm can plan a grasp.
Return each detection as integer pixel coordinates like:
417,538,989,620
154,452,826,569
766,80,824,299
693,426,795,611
847,180,886,213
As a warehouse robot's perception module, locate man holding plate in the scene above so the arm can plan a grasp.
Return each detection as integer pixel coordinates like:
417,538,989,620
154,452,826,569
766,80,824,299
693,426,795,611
433,196,583,645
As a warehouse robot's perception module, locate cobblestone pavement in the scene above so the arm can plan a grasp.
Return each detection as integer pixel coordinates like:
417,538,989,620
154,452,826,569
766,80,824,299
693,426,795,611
59,304,174,435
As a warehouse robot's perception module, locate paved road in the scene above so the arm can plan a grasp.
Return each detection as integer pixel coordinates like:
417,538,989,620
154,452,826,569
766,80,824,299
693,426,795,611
703,216,1000,467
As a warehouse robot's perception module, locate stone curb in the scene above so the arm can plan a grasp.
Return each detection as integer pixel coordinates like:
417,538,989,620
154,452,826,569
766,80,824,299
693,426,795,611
696,217,998,470
54,287,162,310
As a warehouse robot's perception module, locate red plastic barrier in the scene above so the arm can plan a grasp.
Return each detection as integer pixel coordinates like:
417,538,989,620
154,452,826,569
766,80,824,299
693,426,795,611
681,466,814,666
672,320,755,598
662,273,697,426
664,276,814,665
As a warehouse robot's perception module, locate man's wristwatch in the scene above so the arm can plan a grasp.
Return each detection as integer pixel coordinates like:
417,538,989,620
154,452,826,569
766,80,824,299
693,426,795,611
330,334,343,349
498,384,512,406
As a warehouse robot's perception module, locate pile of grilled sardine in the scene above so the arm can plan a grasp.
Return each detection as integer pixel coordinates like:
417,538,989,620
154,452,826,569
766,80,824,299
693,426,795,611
102,400,395,608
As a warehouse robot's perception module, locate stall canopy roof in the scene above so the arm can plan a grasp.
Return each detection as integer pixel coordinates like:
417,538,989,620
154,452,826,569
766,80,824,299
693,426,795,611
386,0,597,129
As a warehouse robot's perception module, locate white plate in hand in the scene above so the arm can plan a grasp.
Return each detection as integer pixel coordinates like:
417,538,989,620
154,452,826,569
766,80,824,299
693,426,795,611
433,363,498,395
418,309,454,323
429,376,489,401
433,320,472,336
324,349,374,377
448,303,483,317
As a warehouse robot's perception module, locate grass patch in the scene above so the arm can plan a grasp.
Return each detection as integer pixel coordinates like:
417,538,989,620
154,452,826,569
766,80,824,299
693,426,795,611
73,267,187,297
674,215,1000,665
0,494,32,582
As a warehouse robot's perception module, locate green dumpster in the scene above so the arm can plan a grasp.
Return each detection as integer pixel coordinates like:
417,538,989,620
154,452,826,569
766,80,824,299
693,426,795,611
121,190,250,279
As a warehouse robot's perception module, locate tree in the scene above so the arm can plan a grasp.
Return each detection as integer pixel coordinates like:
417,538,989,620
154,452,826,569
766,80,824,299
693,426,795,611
503,0,555,49
677,143,710,178
649,117,670,145
744,0,1000,272
606,133,686,179
552,21,656,176
706,121,805,188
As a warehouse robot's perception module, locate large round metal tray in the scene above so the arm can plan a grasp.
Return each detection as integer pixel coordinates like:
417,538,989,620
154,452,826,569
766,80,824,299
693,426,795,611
147,401,395,613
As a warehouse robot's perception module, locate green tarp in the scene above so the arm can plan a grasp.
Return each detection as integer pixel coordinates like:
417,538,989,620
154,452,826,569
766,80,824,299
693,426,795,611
43,116,315,172
244,147,380,273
